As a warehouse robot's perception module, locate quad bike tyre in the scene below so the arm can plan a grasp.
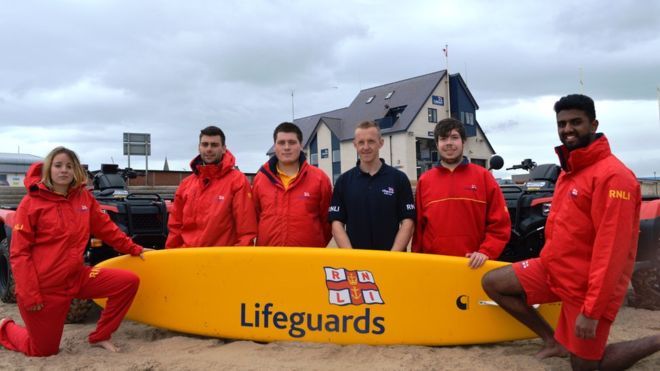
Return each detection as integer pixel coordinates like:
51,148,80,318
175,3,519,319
65,298,94,323
1,237,93,321
0,238,16,303
628,250,660,311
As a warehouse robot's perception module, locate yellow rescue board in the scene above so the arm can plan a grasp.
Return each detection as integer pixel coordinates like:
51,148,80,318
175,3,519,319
95,247,560,345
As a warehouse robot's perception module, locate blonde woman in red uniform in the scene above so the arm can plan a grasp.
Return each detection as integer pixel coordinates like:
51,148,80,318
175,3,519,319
0,147,147,356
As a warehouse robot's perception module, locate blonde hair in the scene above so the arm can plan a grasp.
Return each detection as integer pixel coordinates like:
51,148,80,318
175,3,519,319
42,146,88,190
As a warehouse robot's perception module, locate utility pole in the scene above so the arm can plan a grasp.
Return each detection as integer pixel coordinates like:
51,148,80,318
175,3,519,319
291,89,295,122
443,44,451,118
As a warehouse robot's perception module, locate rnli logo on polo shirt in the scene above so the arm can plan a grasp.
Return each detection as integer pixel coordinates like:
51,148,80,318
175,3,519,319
217,195,225,202
465,184,478,191
324,267,384,306
381,187,395,196
303,192,311,197
80,204,88,212
570,188,578,198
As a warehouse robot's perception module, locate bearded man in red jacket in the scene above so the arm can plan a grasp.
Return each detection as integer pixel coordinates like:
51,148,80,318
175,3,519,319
166,126,257,248
482,94,660,370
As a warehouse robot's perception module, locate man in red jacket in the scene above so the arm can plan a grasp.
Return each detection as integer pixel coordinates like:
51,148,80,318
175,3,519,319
412,118,510,268
166,126,257,248
482,94,660,370
252,122,332,247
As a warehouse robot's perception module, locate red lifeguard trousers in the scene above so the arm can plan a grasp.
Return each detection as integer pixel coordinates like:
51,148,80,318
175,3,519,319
0,266,139,357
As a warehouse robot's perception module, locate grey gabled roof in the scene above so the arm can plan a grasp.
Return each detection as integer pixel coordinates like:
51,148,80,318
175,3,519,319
267,70,454,156
285,71,447,153
340,70,446,140
266,107,348,155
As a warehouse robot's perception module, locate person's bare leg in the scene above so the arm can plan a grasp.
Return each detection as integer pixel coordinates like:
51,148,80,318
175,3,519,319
589,334,660,371
92,340,120,352
482,265,566,358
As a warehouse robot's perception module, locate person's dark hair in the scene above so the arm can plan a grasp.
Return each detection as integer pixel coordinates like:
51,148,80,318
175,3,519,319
199,125,226,145
553,94,596,122
434,118,466,143
273,122,303,143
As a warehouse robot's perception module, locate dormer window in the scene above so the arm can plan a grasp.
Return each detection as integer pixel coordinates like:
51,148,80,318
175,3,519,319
385,91,394,100
366,95,375,104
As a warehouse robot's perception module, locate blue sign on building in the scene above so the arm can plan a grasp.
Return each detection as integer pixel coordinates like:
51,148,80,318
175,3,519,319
321,148,329,159
432,95,444,106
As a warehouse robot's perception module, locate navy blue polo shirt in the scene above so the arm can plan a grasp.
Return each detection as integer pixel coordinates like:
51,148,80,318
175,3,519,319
328,160,416,250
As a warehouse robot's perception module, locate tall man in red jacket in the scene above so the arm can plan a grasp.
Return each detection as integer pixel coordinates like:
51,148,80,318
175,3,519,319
412,118,510,268
166,125,257,248
252,122,332,247
482,94,660,370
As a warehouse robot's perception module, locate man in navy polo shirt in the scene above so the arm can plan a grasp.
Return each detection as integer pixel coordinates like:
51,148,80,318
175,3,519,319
328,120,416,251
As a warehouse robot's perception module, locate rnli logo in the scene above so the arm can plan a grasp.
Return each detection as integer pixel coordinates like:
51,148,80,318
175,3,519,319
521,260,530,269
13,224,24,231
217,195,225,201
81,204,88,212
325,267,384,306
570,188,578,198
89,267,101,278
608,189,631,200
465,184,478,191
303,192,311,197
381,187,394,196
329,206,340,212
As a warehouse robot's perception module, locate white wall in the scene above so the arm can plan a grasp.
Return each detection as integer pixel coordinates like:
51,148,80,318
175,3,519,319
315,123,334,177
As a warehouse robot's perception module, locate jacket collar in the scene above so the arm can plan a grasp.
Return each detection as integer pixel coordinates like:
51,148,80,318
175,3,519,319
24,162,83,201
555,133,610,173
435,156,470,173
190,149,237,180
259,152,308,186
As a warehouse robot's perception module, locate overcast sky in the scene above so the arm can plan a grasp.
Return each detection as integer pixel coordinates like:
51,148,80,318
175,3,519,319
1,0,659,178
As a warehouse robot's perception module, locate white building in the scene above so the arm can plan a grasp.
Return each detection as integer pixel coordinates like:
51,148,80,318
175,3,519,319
269,71,495,184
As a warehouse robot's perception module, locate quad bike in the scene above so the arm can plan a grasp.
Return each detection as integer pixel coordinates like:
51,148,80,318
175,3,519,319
0,164,168,322
490,156,660,309
492,157,559,263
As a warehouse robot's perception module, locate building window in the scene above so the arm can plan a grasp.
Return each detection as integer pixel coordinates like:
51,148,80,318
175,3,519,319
309,134,319,166
366,95,375,104
428,108,437,123
461,111,475,125
471,158,486,168
385,91,394,100
376,105,407,129
331,132,341,183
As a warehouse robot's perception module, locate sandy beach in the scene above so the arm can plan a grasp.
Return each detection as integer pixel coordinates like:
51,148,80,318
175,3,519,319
1,301,658,370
